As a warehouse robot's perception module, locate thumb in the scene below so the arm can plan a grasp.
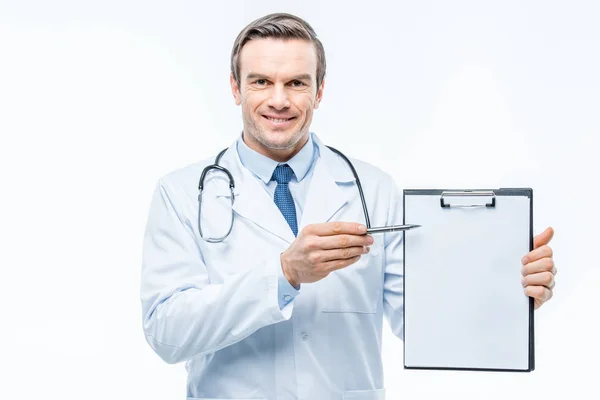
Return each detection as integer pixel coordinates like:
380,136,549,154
534,227,554,249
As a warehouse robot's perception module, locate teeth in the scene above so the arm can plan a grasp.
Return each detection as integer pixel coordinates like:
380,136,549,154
267,117,290,123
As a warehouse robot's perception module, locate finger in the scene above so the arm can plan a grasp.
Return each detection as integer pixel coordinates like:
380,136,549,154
316,246,369,262
522,257,555,276
522,245,553,265
317,234,374,250
303,222,367,237
533,227,554,249
323,255,362,272
521,271,555,289
525,285,553,303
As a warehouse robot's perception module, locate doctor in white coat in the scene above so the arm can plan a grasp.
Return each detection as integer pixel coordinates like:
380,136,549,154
141,13,557,400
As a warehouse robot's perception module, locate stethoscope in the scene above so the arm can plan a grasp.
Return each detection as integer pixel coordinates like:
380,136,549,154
197,145,371,243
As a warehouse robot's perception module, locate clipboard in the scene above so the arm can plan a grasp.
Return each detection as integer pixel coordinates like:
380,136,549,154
402,189,534,372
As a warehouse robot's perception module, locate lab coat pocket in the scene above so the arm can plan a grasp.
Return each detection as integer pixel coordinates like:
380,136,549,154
342,388,386,399
320,242,384,314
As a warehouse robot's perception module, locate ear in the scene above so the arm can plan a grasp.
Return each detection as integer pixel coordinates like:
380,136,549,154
314,79,325,109
230,74,242,105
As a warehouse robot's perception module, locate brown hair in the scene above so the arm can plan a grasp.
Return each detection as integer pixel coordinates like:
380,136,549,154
230,13,326,89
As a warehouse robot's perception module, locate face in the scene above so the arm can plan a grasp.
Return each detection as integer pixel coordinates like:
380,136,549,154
230,38,324,162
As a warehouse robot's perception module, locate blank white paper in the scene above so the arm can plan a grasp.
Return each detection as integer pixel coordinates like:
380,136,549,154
403,192,531,371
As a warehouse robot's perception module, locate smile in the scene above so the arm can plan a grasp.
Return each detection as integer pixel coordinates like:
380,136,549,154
263,116,295,123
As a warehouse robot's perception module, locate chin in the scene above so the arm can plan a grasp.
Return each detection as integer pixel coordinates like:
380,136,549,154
262,136,296,150
260,130,302,149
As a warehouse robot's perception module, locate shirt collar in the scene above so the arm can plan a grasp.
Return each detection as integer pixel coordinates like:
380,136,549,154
236,132,316,184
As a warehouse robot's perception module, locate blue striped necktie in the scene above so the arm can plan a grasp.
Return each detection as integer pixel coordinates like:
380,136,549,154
271,164,298,236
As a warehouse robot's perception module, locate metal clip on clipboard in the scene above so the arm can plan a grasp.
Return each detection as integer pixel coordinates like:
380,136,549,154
440,190,496,208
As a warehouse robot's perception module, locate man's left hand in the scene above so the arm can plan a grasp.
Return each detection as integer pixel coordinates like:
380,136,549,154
521,227,556,309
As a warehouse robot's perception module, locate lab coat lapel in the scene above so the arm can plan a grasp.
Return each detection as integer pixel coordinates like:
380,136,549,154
216,144,296,244
299,137,355,230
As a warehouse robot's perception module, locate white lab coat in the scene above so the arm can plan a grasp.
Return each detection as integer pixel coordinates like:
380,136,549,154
141,134,405,400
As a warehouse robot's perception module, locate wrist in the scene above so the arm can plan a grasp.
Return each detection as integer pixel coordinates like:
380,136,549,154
280,252,299,287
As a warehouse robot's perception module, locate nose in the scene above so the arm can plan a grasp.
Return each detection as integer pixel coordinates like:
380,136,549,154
267,84,290,110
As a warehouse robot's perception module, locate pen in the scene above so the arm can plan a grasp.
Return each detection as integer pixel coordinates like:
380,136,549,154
366,224,421,234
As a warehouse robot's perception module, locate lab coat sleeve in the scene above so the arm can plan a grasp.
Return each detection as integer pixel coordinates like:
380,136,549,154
141,180,293,364
382,177,405,340
277,264,300,309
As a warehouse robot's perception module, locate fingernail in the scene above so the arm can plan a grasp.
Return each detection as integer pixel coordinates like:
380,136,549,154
521,257,529,265
367,236,374,245
358,225,367,233
521,278,526,287
366,246,370,253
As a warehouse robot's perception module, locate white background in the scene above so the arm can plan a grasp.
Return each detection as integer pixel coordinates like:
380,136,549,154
1,0,598,399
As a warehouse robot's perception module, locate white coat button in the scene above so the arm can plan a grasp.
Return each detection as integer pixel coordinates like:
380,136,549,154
301,332,308,340
284,295,291,301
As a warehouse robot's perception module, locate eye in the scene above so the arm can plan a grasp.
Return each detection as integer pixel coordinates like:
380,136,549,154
290,80,305,87
252,78,269,86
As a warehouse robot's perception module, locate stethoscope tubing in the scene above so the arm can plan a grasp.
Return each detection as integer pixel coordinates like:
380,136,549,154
197,145,370,242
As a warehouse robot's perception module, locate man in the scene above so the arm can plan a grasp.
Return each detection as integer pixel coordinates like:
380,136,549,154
141,13,556,399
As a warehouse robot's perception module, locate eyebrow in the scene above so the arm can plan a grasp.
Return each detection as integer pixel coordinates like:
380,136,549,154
245,73,313,82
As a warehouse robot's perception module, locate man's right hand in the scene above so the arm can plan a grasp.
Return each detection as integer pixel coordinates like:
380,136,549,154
280,222,374,287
